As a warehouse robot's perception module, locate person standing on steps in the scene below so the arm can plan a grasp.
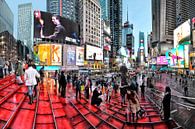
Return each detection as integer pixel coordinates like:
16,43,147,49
24,63,40,104
59,71,67,98
162,86,171,121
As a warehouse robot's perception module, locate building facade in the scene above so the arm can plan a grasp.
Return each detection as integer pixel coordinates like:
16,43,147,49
122,21,134,57
152,0,176,55
79,0,101,47
0,0,14,34
47,0,78,22
110,0,122,57
0,31,17,61
99,0,109,21
17,3,32,53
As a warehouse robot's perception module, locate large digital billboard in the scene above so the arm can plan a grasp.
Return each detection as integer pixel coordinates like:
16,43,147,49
190,52,195,70
34,11,79,43
33,43,62,66
165,45,184,68
184,45,189,68
86,45,103,60
174,19,190,48
157,56,168,65
76,47,84,66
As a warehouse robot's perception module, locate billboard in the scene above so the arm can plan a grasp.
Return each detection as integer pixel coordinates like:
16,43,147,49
190,52,195,70
174,19,190,48
33,43,62,66
63,45,76,65
34,10,79,43
37,44,51,65
165,45,184,68
157,56,168,65
51,44,62,65
76,47,84,66
184,45,189,68
86,45,103,60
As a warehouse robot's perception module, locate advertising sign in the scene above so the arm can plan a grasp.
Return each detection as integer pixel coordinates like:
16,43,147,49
174,19,190,48
38,44,51,65
51,44,62,65
165,45,184,68
76,47,84,66
157,56,168,65
34,11,79,43
190,53,195,70
33,43,62,66
86,45,103,60
184,45,189,68
63,45,76,66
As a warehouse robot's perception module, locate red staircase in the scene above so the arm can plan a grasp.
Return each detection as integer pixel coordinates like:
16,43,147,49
0,77,182,129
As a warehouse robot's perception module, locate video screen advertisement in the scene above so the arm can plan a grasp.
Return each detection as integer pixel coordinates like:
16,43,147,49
34,10,79,43
76,47,84,66
86,45,103,61
165,45,184,68
156,56,168,65
33,43,62,66
63,45,76,66
174,19,190,48
189,53,195,70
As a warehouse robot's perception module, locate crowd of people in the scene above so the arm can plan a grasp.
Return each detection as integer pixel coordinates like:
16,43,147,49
0,60,174,122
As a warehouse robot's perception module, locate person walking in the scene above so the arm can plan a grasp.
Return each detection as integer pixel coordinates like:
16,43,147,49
15,59,24,85
84,77,90,99
162,86,171,120
75,76,82,100
126,90,140,122
59,71,67,98
24,63,40,104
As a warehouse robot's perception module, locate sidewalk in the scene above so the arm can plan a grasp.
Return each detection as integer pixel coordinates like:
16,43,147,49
155,73,195,104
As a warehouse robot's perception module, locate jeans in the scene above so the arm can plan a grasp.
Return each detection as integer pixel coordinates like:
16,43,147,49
27,86,34,96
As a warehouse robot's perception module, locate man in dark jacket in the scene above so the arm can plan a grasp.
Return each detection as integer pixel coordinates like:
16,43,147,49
162,86,171,120
59,71,67,98
75,76,82,100
91,86,102,106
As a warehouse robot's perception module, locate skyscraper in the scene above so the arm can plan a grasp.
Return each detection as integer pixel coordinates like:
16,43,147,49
79,0,101,47
99,0,109,21
138,32,145,65
110,0,122,57
152,0,176,55
47,0,78,22
122,9,134,57
0,0,13,34
17,3,32,53
176,0,195,27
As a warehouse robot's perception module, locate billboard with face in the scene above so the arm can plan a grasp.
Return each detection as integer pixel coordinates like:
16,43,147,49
174,19,190,48
34,10,79,43
165,45,184,68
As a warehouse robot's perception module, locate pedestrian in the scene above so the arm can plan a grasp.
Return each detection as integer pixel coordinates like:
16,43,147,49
39,66,44,84
32,63,39,99
54,70,58,86
184,86,188,96
106,82,113,103
84,77,90,99
140,82,145,97
91,86,102,106
24,63,40,104
15,59,24,85
162,86,171,120
126,89,140,122
4,61,9,76
75,76,82,100
59,71,67,98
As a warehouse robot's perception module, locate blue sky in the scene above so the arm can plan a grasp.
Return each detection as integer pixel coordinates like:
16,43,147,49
6,0,151,56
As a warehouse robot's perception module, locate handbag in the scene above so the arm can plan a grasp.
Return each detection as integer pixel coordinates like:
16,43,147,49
138,107,145,117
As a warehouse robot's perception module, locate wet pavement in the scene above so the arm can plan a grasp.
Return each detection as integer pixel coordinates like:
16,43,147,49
150,73,195,129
